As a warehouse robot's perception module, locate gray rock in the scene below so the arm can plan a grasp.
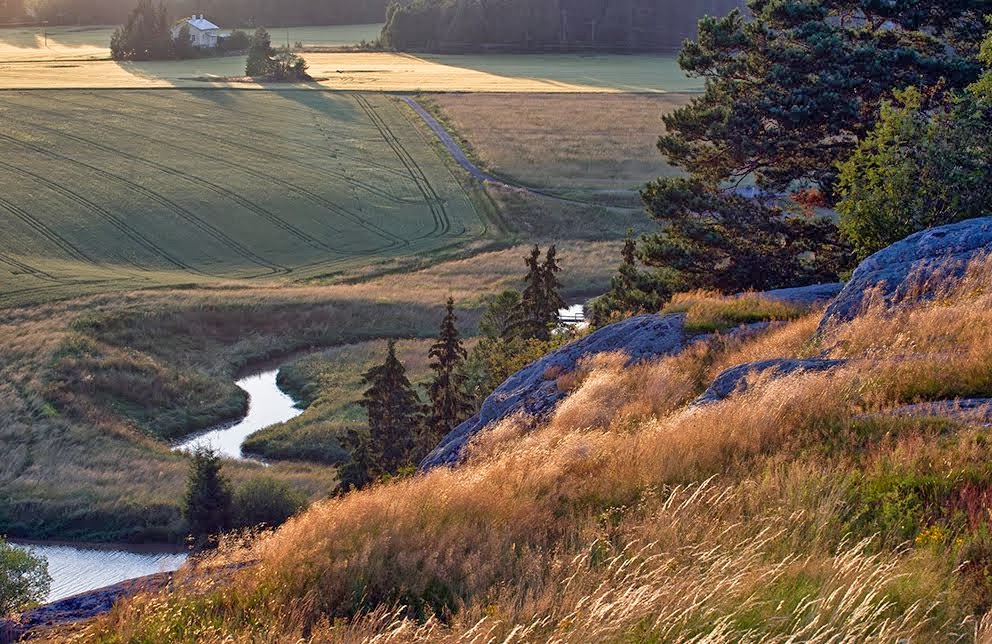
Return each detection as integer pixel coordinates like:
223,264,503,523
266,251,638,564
760,283,844,308
420,314,686,470
691,358,848,407
821,217,992,329
884,399,992,427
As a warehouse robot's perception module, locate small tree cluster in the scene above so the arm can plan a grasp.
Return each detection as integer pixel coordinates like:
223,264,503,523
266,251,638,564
110,0,171,61
587,231,672,327
341,303,473,490
245,27,311,80
519,244,566,341
182,448,306,547
462,245,570,403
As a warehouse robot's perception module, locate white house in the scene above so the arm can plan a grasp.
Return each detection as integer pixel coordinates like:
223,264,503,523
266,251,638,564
171,14,221,48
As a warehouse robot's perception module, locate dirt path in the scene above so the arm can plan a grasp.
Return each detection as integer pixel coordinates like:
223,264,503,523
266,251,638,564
400,96,517,189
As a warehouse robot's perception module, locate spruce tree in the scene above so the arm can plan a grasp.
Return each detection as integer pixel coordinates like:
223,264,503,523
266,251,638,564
245,27,275,77
426,298,471,448
540,244,566,332
588,231,672,326
359,340,424,474
182,447,233,548
520,245,548,340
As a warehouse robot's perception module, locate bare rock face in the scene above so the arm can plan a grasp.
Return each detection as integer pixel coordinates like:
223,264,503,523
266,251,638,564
820,217,992,329
690,358,848,407
420,314,687,471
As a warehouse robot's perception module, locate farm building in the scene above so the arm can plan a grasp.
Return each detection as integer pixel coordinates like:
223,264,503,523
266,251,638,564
0,0,25,24
171,15,221,48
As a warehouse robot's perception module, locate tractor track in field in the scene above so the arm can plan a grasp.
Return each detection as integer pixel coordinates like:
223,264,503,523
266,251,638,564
0,157,190,274
16,95,410,253
91,91,419,183
354,94,451,240
0,250,57,281
0,132,289,277
0,112,351,258
75,92,414,206
0,194,97,266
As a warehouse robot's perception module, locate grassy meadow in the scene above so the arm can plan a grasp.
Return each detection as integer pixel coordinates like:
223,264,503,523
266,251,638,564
243,339,439,463
0,240,620,542
0,24,692,92
427,92,691,193
70,255,992,641
0,89,490,307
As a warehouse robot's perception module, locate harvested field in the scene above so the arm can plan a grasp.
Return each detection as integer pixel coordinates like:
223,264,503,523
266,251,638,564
427,92,692,192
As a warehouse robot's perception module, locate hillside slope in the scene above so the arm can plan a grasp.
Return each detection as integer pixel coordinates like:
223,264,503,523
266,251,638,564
74,219,992,641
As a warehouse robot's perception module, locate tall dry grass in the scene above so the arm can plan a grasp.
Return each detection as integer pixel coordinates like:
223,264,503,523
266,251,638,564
70,255,992,640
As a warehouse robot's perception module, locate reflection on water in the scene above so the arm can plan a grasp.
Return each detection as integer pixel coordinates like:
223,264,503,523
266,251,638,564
13,543,187,603
174,369,304,460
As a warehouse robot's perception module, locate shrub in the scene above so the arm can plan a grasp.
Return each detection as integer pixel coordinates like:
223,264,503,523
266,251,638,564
837,87,992,260
233,477,307,530
218,29,250,52
0,538,50,615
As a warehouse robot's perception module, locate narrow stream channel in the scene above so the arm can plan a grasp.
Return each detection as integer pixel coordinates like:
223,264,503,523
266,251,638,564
16,366,306,605
174,368,305,460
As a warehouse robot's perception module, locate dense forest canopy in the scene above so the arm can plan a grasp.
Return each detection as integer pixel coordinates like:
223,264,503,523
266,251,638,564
26,0,387,26
381,0,748,52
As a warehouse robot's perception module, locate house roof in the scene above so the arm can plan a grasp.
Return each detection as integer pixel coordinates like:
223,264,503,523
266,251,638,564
184,15,219,31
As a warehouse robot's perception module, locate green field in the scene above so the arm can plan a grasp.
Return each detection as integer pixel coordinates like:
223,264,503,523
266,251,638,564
0,89,490,307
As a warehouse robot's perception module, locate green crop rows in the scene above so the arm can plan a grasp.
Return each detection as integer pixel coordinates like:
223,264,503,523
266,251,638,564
0,90,488,306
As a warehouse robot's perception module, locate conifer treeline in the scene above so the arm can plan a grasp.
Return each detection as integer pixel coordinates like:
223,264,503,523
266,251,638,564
381,0,745,52
341,245,568,489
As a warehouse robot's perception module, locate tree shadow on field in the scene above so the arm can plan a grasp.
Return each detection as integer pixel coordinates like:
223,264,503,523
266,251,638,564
266,85,362,122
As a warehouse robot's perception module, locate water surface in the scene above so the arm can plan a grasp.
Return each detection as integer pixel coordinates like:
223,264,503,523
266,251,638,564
175,369,303,460
13,543,187,603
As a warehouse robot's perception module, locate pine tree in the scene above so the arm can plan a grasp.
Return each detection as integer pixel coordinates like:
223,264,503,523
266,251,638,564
520,245,548,340
182,447,233,548
359,340,424,474
426,298,472,448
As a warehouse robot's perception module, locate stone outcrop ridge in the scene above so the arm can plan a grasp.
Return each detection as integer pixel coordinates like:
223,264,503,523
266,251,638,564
821,217,992,328
690,359,848,407
420,314,687,469
0,572,173,643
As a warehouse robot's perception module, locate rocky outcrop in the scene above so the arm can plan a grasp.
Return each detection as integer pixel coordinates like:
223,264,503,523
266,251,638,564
420,314,687,470
690,359,848,407
760,283,844,308
821,217,992,328
0,572,173,643
883,399,992,427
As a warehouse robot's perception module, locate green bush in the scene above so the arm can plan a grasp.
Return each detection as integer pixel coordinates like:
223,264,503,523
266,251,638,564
837,87,992,261
0,538,51,615
218,29,250,52
233,477,308,529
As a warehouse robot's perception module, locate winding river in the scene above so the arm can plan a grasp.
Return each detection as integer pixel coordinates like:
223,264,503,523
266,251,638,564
174,368,304,460
17,366,305,604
